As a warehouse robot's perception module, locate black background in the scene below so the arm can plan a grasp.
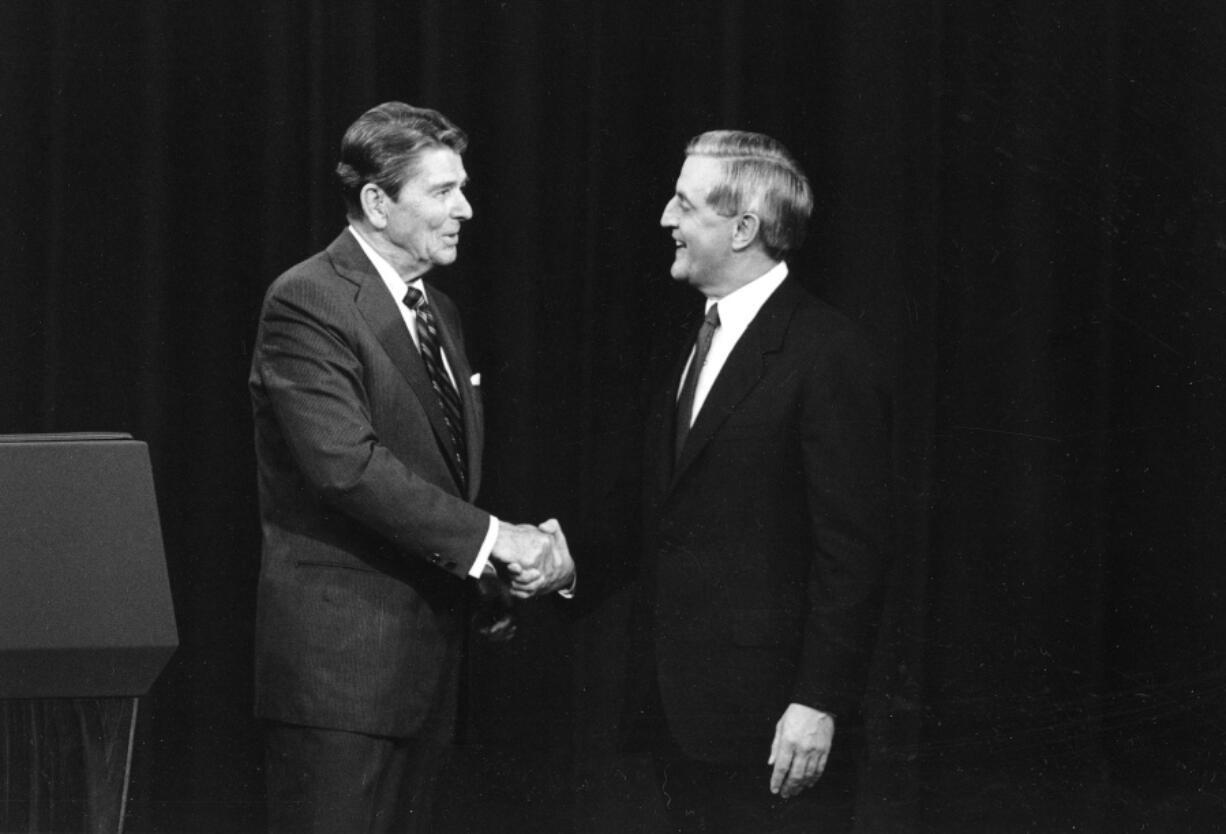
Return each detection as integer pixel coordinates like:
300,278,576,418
2,1,1224,831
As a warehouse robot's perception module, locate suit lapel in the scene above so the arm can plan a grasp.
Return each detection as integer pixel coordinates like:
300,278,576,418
328,231,467,491
668,279,800,491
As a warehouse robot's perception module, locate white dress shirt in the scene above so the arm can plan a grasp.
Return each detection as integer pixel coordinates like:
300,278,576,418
678,261,789,427
349,226,498,578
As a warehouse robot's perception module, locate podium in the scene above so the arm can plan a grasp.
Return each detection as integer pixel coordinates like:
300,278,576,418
0,434,179,833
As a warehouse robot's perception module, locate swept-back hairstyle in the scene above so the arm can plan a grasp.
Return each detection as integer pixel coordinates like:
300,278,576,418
685,130,813,260
336,102,468,218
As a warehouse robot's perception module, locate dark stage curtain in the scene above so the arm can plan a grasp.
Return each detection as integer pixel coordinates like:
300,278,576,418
2,2,1223,832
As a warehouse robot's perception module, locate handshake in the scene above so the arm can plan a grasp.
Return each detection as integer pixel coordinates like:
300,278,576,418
488,517,574,600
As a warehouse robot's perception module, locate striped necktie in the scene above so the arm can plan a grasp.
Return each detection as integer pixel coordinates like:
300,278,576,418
403,286,467,489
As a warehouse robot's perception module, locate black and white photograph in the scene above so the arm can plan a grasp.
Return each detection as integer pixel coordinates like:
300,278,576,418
1,2,1223,832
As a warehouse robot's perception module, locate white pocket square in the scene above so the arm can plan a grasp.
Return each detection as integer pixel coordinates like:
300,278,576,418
470,373,481,387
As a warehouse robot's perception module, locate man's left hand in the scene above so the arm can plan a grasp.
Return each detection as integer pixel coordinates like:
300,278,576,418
473,564,517,642
768,703,834,799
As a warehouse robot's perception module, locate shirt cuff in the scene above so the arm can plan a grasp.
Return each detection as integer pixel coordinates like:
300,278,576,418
468,514,500,578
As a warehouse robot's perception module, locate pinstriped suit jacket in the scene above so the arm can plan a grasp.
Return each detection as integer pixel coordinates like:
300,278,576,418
250,229,489,738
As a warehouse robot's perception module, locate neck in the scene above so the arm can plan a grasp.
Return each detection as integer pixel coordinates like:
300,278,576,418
702,251,780,300
350,221,430,283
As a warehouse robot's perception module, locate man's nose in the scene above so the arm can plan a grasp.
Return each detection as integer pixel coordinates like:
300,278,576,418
454,191,473,220
660,197,678,227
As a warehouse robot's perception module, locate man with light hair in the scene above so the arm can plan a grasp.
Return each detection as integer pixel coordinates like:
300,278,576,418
603,129,890,832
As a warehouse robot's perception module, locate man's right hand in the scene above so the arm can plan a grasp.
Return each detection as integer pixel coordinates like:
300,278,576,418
490,522,552,597
490,520,573,599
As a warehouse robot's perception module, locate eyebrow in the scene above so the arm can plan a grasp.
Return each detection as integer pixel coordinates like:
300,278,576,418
429,175,469,190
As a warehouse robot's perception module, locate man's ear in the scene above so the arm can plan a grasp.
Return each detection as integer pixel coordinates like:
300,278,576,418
731,211,762,252
359,183,389,229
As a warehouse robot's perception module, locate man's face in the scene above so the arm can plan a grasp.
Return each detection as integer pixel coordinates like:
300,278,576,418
383,147,472,276
660,155,736,292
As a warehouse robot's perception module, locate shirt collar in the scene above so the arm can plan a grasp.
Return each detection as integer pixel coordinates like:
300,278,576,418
704,261,789,331
348,225,425,304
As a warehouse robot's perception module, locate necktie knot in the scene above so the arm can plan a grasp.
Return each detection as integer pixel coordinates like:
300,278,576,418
403,285,426,311
703,304,720,330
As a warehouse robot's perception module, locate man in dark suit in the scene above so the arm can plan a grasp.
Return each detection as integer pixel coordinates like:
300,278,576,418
249,102,573,833
605,130,891,833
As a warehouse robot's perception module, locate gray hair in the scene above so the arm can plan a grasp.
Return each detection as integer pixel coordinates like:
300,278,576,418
685,130,813,259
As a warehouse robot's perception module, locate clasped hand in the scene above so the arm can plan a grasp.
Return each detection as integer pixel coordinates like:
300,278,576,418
489,518,574,599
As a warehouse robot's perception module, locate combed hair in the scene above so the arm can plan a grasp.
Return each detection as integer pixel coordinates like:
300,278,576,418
336,102,468,218
685,130,813,259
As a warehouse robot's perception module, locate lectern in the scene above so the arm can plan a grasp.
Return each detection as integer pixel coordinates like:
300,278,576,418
0,433,179,833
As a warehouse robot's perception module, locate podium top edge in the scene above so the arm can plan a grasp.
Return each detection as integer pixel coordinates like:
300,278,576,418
0,433,135,443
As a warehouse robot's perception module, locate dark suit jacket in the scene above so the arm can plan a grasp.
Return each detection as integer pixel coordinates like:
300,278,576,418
249,229,490,738
639,276,890,764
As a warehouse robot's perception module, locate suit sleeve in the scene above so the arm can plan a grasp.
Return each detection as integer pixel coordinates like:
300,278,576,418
794,326,892,719
253,276,490,577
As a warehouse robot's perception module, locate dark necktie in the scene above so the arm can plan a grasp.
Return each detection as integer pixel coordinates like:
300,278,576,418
403,286,467,490
674,303,720,462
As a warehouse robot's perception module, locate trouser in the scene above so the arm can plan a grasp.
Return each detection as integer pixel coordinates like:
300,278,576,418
264,722,451,834
624,658,858,833
654,749,857,834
